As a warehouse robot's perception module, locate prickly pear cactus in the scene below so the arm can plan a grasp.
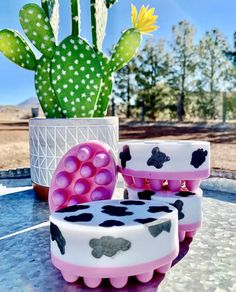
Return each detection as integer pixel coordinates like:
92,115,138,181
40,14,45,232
90,0,108,51
35,56,63,118
94,53,113,117
41,0,60,44
50,36,102,117
0,29,37,70
110,28,141,72
19,4,56,59
0,2,158,118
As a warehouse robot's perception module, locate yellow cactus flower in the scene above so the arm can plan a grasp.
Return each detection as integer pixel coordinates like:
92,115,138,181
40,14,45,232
131,4,159,34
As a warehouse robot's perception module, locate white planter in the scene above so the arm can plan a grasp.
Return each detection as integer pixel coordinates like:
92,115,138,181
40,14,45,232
29,117,119,187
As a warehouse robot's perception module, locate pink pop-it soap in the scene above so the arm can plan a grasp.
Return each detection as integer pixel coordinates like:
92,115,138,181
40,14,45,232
49,141,117,212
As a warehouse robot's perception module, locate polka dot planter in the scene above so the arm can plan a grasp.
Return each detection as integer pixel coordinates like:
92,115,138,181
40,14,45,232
29,117,118,190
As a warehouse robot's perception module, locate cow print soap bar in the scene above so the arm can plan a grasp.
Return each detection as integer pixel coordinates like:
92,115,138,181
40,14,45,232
49,141,117,212
124,187,203,242
118,140,210,192
50,199,179,288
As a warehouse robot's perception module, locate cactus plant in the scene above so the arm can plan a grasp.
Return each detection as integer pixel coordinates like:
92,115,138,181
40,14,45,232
0,1,158,118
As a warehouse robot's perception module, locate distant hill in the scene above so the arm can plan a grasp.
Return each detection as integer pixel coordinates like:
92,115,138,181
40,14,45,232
18,97,40,108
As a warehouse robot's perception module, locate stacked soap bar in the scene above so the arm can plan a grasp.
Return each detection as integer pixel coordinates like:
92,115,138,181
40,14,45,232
50,199,179,288
49,141,117,212
118,140,210,242
124,187,202,242
118,140,210,192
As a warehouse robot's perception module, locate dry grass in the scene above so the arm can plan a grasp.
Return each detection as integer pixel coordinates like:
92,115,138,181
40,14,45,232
0,116,235,172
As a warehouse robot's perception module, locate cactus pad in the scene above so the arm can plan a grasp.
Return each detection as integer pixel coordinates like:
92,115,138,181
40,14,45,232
0,29,37,70
94,53,113,117
71,0,80,36
35,56,63,118
110,28,141,72
91,0,108,51
19,3,56,59
50,35,102,118
41,0,59,44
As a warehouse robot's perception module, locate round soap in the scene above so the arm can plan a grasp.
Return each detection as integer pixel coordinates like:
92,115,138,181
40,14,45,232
118,140,210,192
49,141,117,212
124,187,203,242
50,199,179,288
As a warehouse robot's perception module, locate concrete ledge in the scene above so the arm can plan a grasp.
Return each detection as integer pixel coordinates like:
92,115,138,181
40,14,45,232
201,177,236,195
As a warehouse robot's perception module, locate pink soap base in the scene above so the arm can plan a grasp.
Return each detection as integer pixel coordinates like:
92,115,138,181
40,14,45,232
118,167,207,192
51,248,178,288
118,166,210,180
178,222,201,242
49,141,117,213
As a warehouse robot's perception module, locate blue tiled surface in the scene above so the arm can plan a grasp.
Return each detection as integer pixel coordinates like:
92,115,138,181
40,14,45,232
0,189,235,291
0,189,49,237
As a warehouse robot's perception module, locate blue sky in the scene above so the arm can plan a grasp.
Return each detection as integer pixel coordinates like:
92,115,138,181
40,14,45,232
0,0,235,105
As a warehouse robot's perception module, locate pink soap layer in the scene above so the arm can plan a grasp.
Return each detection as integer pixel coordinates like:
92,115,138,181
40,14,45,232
178,221,201,232
118,167,210,180
51,248,178,278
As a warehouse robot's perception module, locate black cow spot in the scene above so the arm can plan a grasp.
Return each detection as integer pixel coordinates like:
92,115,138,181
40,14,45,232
123,189,129,199
120,200,145,206
134,218,157,224
148,220,172,237
147,147,170,169
176,191,195,197
99,220,125,227
50,222,66,255
89,236,131,258
64,213,93,222
170,200,184,220
56,205,90,213
137,190,155,200
119,145,131,169
148,206,173,213
102,205,133,216
191,148,208,168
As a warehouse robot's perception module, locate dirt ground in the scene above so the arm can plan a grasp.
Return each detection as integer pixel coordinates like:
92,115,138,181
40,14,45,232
0,120,235,172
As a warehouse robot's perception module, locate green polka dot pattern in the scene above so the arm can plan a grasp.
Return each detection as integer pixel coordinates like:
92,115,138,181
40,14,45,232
19,3,56,59
110,28,141,72
41,0,59,44
0,29,37,70
94,53,113,117
50,35,102,118
35,56,63,118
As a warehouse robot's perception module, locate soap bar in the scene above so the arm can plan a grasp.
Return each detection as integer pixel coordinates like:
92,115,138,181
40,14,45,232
49,141,117,212
124,187,202,242
118,140,210,192
50,199,179,288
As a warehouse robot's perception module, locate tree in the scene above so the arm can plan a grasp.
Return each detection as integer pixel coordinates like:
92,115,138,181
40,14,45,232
113,60,136,118
170,20,196,121
134,39,174,121
196,29,234,119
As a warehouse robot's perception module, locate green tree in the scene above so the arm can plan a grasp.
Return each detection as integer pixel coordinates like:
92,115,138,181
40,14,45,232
113,60,136,118
197,29,234,119
134,39,174,121
170,20,196,121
